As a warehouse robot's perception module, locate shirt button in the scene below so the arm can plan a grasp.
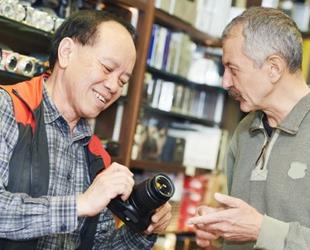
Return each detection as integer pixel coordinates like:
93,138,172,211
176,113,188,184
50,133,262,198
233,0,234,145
67,174,71,181
60,224,67,232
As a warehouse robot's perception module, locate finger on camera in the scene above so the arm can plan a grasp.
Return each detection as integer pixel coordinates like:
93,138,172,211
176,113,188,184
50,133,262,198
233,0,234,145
109,162,133,175
152,203,171,221
152,210,171,227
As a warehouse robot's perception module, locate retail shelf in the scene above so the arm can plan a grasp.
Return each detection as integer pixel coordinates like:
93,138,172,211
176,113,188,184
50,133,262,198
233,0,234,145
87,0,147,10
143,105,221,127
154,8,222,47
0,16,52,54
147,65,225,93
131,159,186,173
302,31,310,38
0,70,29,84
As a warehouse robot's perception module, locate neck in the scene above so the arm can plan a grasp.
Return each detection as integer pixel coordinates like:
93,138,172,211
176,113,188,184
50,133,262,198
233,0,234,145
262,72,309,127
45,70,79,131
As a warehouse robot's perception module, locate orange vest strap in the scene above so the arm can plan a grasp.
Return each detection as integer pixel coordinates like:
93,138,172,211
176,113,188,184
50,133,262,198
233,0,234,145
1,75,44,132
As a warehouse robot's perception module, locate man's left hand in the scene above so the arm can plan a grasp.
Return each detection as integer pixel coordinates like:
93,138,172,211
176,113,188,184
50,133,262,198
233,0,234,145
144,202,172,235
188,193,263,242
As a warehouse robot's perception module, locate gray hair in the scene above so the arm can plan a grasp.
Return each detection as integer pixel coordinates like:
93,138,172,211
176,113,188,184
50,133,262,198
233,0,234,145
222,7,303,73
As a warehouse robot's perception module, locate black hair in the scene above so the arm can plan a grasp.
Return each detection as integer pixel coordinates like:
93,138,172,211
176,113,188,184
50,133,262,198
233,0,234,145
49,10,136,70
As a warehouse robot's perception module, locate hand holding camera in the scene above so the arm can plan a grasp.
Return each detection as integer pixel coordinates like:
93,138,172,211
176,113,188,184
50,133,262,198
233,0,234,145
77,164,174,234
144,202,172,235
108,173,175,232
77,162,135,217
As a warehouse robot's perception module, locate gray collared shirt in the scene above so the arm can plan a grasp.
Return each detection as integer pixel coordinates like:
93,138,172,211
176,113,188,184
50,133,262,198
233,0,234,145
225,93,310,250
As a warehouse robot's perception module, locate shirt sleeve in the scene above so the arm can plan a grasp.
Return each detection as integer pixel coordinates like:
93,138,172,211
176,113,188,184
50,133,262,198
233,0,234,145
92,209,156,250
0,90,78,239
255,215,310,250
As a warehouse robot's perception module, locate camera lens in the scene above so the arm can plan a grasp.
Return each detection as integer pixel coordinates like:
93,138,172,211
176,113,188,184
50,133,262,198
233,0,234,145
108,173,175,232
129,173,174,215
152,174,174,198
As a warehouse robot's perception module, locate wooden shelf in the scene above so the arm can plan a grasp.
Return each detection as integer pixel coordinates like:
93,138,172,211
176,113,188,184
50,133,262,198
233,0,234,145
89,0,148,11
302,31,310,39
131,159,186,173
0,16,52,54
147,65,225,93
143,105,221,127
0,70,30,84
154,9,222,47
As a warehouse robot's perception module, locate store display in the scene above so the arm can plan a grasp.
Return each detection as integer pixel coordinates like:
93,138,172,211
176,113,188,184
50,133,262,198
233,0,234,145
0,49,44,77
24,5,55,32
0,49,19,73
16,55,37,77
0,0,65,33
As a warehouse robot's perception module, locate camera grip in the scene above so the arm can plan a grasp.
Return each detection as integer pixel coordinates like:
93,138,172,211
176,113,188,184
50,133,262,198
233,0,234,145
107,197,151,232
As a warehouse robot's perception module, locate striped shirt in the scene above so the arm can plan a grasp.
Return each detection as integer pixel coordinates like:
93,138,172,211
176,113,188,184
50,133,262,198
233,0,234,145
0,83,155,249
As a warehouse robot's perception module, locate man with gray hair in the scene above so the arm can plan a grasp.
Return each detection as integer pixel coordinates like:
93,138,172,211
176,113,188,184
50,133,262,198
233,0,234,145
188,7,310,250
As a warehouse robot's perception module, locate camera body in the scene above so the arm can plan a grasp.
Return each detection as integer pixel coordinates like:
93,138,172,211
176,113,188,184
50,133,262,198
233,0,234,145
108,173,175,232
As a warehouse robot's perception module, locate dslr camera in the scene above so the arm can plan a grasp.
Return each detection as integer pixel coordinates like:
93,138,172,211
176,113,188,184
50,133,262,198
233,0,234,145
108,173,175,232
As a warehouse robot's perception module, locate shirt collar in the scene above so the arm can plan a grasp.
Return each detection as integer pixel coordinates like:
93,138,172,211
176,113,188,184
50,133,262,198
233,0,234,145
250,93,310,135
42,82,93,141
43,85,61,124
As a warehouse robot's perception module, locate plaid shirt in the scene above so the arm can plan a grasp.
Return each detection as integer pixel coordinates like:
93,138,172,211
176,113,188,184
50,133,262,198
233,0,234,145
0,83,155,249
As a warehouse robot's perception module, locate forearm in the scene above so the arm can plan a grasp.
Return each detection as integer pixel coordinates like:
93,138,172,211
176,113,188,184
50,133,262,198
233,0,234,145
0,190,78,240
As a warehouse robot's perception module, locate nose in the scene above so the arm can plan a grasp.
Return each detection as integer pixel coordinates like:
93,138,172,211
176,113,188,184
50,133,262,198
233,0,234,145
104,74,120,94
222,69,233,89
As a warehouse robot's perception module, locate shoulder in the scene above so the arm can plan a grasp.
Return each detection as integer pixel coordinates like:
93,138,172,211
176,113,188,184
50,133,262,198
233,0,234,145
0,89,15,119
0,88,18,145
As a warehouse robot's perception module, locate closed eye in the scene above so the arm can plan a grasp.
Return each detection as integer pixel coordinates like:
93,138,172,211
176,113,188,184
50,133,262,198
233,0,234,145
230,67,238,76
119,78,128,87
103,64,113,74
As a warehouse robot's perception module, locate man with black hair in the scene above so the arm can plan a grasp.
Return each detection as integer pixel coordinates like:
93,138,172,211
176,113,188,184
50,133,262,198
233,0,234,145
0,10,171,249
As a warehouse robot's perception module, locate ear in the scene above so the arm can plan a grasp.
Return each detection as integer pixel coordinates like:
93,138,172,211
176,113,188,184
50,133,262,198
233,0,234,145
57,37,75,69
265,54,286,83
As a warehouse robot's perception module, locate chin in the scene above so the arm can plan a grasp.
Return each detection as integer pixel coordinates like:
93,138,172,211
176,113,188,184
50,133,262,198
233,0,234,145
240,102,253,113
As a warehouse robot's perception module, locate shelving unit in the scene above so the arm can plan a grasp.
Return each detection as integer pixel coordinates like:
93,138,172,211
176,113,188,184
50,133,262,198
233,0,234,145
0,70,29,84
143,105,220,127
124,1,237,177
154,8,222,47
147,65,225,92
0,16,52,55
131,159,186,173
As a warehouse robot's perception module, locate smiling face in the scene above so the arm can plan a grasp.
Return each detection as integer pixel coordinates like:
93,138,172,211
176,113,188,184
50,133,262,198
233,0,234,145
222,24,273,113
60,21,136,119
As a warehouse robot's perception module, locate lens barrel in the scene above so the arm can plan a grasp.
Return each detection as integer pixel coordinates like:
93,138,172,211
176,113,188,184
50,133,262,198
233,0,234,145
129,173,174,216
108,173,175,232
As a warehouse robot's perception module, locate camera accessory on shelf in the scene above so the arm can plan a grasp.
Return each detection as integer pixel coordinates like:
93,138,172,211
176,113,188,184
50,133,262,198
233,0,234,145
108,173,175,232
0,49,19,73
16,55,37,77
0,49,42,77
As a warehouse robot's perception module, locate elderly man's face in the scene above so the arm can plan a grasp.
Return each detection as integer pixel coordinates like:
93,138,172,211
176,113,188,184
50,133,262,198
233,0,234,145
221,24,273,113
62,21,136,119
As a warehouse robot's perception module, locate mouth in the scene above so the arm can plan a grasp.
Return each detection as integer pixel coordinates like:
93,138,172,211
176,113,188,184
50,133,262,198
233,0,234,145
228,88,242,101
92,89,107,104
